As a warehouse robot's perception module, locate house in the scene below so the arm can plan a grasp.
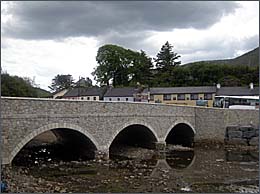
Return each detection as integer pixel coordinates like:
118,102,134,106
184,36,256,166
216,84,258,96
148,86,217,107
103,87,141,102
62,87,105,101
52,88,69,99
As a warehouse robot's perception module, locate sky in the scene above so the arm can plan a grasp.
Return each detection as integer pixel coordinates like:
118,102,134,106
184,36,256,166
1,1,259,91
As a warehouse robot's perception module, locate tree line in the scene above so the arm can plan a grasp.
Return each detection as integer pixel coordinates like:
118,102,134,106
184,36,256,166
91,42,258,88
47,42,259,92
1,72,50,97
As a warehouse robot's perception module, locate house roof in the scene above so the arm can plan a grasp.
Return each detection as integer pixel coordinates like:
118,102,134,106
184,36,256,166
52,88,69,95
63,87,103,97
149,86,216,94
104,87,139,97
216,87,259,96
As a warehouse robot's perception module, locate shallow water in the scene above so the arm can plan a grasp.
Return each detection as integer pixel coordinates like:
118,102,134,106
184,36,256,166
3,146,260,193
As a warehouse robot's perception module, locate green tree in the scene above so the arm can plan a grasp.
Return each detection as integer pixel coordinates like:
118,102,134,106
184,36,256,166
129,50,154,86
153,41,181,86
92,44,131,86
92,44,153,87
155,41,181,70
49,74,74,92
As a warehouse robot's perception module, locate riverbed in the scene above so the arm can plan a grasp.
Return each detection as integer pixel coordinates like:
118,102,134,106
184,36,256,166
1,145,259,193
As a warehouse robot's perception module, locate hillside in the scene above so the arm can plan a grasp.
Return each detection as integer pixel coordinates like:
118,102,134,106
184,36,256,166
34,87,52,98
184,47,259,67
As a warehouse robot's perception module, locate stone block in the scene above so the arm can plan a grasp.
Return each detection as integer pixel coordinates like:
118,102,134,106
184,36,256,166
249,137,259,146
239,126,253,132
226,125,239,132
242,130,256,139
227,131,243,139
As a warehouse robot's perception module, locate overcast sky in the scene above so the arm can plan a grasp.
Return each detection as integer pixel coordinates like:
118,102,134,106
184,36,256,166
1,1,259,91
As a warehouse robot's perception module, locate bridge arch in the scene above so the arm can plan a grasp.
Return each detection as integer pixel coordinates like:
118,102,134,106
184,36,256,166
164,121,196,147
9,123,99,164
108,120,159,151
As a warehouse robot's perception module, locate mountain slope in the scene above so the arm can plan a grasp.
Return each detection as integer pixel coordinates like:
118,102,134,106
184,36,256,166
184,47,259,67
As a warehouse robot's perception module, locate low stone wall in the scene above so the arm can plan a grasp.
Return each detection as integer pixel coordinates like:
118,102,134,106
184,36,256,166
225,125,259,146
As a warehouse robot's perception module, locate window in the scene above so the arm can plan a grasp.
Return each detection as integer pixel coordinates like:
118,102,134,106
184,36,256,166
150,95,154,101
163,94,171,101
173,96,177,100
93,97,96,101
191,94,198,100
177,94,185,100
109,98,112,101
204,93,212,100
87,97,90,100
117,98,120,101
126,98,128,101
81,97,84,100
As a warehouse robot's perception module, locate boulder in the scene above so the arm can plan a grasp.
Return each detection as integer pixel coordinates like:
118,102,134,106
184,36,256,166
249,137,259,146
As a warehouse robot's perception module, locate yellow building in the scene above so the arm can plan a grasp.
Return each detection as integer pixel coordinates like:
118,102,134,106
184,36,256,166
148,87,216,107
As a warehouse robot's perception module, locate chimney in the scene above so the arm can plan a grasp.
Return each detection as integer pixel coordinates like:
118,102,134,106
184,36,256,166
216,83,221,89
249,83,254,90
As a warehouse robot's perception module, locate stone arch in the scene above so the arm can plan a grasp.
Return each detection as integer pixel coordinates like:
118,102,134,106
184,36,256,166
8,123,99,164
108,120,159,150
164,121,196,141
164,121,196,147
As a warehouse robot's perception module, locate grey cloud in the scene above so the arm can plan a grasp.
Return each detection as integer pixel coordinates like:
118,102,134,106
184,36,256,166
97,31,154,53
181,35,259,64
240,35,259,51
2,1,239,40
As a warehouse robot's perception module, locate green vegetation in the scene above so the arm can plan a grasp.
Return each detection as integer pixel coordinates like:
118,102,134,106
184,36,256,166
169,63,259,87
1,72,51,97
92,44,153,87
92,43,259,87
49,74,74,92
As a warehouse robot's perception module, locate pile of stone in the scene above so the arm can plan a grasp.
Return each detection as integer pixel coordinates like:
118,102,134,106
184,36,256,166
225,125,259,146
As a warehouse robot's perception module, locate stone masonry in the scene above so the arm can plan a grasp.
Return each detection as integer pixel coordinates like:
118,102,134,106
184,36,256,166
1,97,259,164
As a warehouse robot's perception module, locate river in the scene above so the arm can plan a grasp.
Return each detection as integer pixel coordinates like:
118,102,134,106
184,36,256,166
1,145,259,193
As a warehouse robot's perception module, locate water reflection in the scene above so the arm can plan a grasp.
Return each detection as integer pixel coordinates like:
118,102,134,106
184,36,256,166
226,150,259,162
166,150,195,169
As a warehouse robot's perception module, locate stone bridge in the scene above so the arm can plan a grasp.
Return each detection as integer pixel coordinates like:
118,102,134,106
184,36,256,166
1,97,259,165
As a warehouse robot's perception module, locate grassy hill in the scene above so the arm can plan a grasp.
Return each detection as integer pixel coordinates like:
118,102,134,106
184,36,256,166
184,47,259,67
